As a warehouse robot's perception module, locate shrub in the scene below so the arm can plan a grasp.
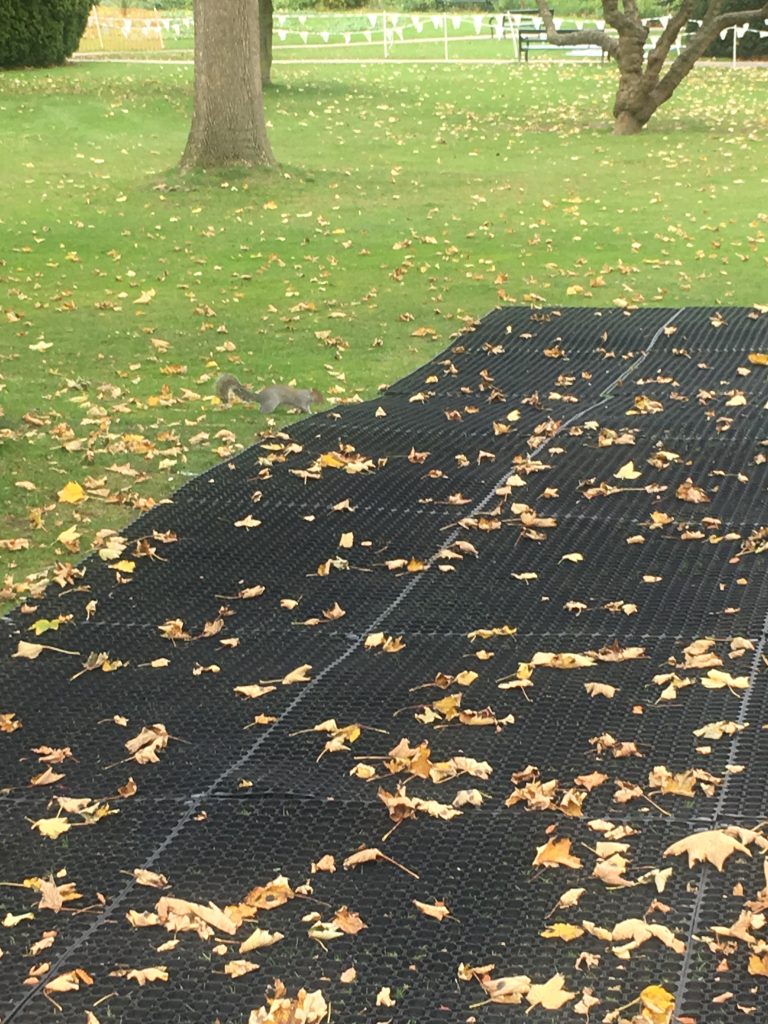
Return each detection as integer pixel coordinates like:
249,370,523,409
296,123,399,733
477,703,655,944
99,0,193,8
0,0,95,68
322,0,366,10
686,0,768,58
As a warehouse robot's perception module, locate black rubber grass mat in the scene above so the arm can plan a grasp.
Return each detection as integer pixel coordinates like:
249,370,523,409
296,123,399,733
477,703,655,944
0,626,351,798
2,628,753,817
383,511,763,638
0,796,708,1024
4,305,768,1024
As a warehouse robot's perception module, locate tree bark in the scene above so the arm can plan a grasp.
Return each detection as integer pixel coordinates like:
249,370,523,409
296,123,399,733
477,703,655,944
534,0,768,134
259,0,273,86
181,0,276,170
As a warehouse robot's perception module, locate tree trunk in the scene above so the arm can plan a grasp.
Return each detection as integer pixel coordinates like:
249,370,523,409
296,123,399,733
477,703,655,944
535,0,768,134
613,109,645,134
259,0,273,87
181,0,276,170
611,32,654,134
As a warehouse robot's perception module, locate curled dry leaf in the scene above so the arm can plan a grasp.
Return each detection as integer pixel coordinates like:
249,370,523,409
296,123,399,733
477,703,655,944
234,683,276,699
700,668,749,691
247,983,327,1024
376,987,396,1007
44,967,94,994
239,928,284,954
224,959,259,978
413,899,451,922
664,829,752,871
333,906,367,935
615,460,641,480
555,887,586,910
29,767,65,787
676,478,710,503
0,712,22,732
526,972,577,1010
282,664,312,685
639,983,675,1024
481,974,531,1004
378,786,462,823
35,878,82,913
540,922,585,942
532,836,583,870
584,682,617,699
13,641,79,660
156,896,238,936
132,869,169,889
588,643,646,662
110,965,169,985
241,875,295,912
125,724,170,765
531,651,595,669
31,817,72,840
342,846,419,879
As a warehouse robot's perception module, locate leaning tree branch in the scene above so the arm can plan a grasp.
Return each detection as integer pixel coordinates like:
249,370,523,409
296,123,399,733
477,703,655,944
601,0,645,35
653,0,768,110
644,0,696,80
712,0,768,28
534,0,620,58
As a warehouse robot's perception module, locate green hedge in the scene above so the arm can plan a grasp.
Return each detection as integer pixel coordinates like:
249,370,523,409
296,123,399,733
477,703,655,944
0,0,95,68
686,0,768,57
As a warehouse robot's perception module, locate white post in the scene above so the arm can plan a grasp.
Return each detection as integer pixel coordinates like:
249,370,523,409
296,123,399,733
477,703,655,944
93,6,104,49
443,13,449,61
154,7,165,50
509,12,519,59
383,11,388,58
732,25,737,66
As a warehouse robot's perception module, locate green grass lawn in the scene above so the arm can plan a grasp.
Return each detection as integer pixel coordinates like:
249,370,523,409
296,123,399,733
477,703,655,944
1,59,766,608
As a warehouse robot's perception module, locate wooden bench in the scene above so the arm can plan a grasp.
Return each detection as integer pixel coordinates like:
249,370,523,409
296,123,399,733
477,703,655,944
518,25,608,60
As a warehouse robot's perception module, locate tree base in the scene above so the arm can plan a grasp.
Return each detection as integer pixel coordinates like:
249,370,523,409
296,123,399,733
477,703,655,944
613,110,647,135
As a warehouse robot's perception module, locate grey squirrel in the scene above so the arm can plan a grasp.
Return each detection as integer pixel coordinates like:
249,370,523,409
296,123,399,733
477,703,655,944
215,373,324,414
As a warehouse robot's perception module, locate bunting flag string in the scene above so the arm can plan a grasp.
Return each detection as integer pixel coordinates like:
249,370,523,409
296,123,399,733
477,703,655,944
79,7,768,57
